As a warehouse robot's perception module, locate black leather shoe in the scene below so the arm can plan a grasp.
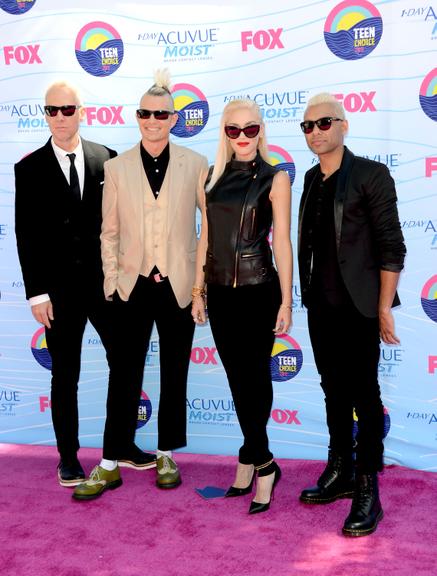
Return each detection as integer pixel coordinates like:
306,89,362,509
249,461,281,514
342,473,383,537
57,458,85,487
300,451,355,504
225,470,255,497
118,444,156,470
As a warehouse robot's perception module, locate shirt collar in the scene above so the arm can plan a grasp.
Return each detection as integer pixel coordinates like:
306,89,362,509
51,137,83,162
140,141,169,164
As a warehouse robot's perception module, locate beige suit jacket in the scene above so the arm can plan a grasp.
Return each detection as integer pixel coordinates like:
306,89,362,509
101,141,208,308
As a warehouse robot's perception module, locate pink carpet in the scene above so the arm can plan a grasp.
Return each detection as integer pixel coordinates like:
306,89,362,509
0,444,436,576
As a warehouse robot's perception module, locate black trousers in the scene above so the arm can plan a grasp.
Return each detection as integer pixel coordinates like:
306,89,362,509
102,275,194,459
207,279,281,467
307,299,384,473
45,287,114,461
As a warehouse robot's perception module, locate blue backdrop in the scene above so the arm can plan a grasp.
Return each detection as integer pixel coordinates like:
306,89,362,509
0,0,436,471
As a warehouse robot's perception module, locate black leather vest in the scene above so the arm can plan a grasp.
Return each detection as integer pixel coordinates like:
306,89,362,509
204,154,277,287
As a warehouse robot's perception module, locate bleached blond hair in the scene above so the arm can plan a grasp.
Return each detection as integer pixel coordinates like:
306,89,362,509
305,92,346,119
207,99,270,191
140,68,174,110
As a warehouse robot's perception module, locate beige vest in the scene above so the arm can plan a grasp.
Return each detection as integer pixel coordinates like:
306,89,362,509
140,168,169,277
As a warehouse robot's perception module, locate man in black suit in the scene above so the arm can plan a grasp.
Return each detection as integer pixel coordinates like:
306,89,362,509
15,81,155,488
297,93,406,536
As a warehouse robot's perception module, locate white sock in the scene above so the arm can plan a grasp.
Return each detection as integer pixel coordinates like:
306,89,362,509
100,458,117,471
157,450,172,459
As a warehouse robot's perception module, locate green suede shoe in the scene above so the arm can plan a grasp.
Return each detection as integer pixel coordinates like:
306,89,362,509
72,465,122,500
156,455,181,489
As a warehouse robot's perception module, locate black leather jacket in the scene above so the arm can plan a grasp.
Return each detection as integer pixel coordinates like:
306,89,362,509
204,154,277,287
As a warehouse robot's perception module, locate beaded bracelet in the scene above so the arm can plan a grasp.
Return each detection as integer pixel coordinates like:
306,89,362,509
280,304,292,310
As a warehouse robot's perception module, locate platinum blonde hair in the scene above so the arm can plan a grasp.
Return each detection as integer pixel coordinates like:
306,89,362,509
207,99,270,191
140,68,174,110
305,92,346,120
45,81,83,106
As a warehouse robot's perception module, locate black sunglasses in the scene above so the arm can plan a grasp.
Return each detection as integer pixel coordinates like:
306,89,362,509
136,109,174,120
44,105,81,117
300,116,343,134
224,124,261,139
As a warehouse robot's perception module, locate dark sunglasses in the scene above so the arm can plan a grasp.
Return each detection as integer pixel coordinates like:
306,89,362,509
300,116,343,134
224,124,261,139
44,105,81,117
136,109,174,120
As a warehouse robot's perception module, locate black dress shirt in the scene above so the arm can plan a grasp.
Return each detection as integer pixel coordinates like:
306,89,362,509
306,169,350,307
140,142,170,199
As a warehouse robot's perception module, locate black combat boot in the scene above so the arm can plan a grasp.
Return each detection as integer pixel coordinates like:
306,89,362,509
300,450,355,504
342,473,383,536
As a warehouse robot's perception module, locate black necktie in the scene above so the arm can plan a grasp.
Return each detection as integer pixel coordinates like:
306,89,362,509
67,153,81,202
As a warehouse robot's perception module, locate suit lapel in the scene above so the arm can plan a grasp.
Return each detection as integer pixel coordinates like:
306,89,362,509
42,138,79,207
126,143,146,239
334,146,354,249
167,143,185,229
298,168,318,254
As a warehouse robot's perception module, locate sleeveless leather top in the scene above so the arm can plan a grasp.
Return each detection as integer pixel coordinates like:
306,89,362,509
204,154,277,287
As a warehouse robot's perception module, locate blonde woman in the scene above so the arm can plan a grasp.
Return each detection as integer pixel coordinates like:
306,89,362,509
192,99,292,514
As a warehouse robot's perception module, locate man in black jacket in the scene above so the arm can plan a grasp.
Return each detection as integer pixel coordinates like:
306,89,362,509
297,92,406,536
15,81,155,488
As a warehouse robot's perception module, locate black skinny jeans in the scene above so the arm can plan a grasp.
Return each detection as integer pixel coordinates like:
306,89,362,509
307,299,384,473
207,278,281,467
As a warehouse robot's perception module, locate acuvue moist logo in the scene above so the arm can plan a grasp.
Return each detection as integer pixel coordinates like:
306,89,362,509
75,21,124,77
0,0,36,14
170,83,209,138
419,68,437,121
138,27,219,62
268,145,295,185
31,326,51,370
270,334,303,381
421,274,437,322
324,0,383,60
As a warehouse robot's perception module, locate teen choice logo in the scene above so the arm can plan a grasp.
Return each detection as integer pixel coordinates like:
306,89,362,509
75,21,124,77
268,144,296,185
31,326,51,370
0,0,36,14
421,274,437,323
353,407,390,440
270,334,303,382
324,0,383,60
136,391,152,429
419,69,437,122
170,83,209,138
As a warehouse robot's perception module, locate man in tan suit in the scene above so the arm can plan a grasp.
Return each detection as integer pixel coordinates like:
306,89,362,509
73,72,208,500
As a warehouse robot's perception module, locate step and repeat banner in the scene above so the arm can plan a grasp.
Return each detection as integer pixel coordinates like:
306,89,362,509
0,0,436,471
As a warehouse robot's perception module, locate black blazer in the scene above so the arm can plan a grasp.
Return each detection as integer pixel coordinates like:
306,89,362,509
298,146,406,318
15,137,117,300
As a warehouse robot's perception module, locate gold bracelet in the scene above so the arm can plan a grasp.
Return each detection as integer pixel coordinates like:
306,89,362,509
192,286,205,298
280,304,292,310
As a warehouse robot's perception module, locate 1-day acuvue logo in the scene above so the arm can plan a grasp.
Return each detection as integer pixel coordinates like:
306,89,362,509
270,334,303,381
421,274,437,322
324,0,383,60
0,0,36,14
170,83,209,138
419,68,437,122
268,145,296,185
75,21,124,77
31,326,51,370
